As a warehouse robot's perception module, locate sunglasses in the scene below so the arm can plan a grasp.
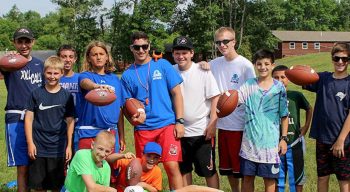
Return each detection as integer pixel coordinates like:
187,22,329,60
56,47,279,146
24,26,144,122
332,56,350,62
132,44,149,51
215,39,234,46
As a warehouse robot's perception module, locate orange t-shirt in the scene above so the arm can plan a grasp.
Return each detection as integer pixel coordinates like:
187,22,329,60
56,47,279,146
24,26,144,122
113,158,162,192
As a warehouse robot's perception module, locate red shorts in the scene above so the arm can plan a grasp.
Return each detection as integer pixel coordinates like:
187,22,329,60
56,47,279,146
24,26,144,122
134,124,182,162
218,129,243,177
78,129,117,152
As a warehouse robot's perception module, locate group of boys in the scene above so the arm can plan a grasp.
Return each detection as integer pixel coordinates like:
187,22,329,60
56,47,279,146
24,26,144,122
1,26,350,192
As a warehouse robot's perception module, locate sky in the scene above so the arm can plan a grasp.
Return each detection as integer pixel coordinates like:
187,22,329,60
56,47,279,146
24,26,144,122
0,0,115,16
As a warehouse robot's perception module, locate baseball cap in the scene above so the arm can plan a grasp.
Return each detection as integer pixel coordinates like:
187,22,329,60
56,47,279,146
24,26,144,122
13,27,34,40
143,142,162,156
124,186,144,192
172,36,193,50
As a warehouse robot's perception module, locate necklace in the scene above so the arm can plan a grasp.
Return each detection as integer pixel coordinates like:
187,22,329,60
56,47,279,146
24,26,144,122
134,61,151,105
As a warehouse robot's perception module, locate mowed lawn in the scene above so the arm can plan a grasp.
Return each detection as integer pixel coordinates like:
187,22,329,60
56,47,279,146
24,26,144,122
0,52,342,191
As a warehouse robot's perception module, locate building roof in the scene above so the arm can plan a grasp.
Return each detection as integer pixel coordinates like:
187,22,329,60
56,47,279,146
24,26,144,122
272,30,350,42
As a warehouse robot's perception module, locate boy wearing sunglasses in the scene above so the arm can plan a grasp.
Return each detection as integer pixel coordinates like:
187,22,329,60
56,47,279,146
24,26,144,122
302,42,350,192
121,31,184,190
207,27,256,192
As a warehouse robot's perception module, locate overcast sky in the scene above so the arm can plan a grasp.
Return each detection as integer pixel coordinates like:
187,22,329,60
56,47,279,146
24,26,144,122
0,0,115,16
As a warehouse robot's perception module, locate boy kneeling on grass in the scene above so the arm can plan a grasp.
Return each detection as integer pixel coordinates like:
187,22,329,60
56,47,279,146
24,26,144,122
64,131,117,192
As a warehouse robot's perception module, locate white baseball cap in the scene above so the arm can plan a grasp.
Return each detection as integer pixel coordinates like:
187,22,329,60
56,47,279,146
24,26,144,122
124,186,144,192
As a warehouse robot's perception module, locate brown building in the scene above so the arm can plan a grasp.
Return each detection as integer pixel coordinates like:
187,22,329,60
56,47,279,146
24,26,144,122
272,30,350,59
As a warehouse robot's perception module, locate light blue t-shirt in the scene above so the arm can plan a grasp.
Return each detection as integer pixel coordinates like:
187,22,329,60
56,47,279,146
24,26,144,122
77,72,122,138
238,78,288,163
121,59,183,130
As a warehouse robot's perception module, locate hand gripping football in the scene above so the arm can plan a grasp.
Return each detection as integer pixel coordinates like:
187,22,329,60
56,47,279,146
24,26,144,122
216,90,239,118
85,89,116,106
123,98,145,126
0,54,28,71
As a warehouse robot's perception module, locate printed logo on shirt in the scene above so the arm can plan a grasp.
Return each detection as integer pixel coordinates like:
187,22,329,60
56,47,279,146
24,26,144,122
100,80,106,84
20,70,42,85
230,74,239,84
152,70,162,80
60,82,79,92
336,92,346,101
39,103,61,110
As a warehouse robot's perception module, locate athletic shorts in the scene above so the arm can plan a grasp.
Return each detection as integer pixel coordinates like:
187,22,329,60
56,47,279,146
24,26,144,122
5,122,29,166
28,157,65,190
134,124,182,162
218,129,242,177
316,141,350,180
240,157,279,179
179,136,217,177
277,139,306,192
78,129,119,152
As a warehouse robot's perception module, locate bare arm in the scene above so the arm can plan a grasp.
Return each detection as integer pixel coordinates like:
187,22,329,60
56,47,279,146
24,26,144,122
118,108,125,152
300,106,313,136
106,152,135,164
138,182,158,192
331,112,350,158
24,111,36,160
279,116,288,155
82,174,117,192
80,79,114,93
170,85,184,139
65,116,74,162
204,95,219,140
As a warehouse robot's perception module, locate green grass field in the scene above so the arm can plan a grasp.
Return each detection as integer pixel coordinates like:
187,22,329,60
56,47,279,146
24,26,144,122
0,52,342,191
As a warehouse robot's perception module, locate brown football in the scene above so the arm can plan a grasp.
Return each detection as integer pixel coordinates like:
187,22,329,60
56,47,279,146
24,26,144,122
216,90,239,118
85,89,116,106
123,98,145,126
0,54,28,71
126,158,142,186
285,65,319,86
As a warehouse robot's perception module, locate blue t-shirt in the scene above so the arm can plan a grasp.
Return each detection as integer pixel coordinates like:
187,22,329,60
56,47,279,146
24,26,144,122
26,86,75,157
304,72,350,146
77,72,122,138
60,73,81,119
2,57,44,123
238,78,288,163
121,59,183,130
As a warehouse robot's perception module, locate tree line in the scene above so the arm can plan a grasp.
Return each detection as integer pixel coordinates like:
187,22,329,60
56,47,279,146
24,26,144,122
1,0,349,71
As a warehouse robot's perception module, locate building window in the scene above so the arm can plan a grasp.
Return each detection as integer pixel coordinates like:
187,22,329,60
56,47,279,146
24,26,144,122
302,42,308,49
289,42,295,49
314,42,320,49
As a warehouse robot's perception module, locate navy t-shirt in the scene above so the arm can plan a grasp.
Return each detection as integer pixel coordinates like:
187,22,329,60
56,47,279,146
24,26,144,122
2,57,44,123
304,72,350,146
26,86,75,157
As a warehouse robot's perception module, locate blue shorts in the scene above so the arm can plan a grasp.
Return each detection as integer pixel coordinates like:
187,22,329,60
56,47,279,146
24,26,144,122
5,122,29,166
240,157,279,179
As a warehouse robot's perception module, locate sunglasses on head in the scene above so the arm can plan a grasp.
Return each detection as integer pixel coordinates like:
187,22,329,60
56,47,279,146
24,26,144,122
332,56,350,62
215,39,234,46
132,44,149,51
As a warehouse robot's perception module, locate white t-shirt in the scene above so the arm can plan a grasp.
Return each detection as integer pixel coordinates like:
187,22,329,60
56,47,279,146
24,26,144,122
210,55,255,131
174,62,220,137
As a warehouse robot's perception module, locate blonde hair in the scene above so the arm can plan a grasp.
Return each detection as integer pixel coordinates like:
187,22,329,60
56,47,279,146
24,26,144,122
81,41,116,73
94,130,116,148
44,55,64,71
214,27,236,40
